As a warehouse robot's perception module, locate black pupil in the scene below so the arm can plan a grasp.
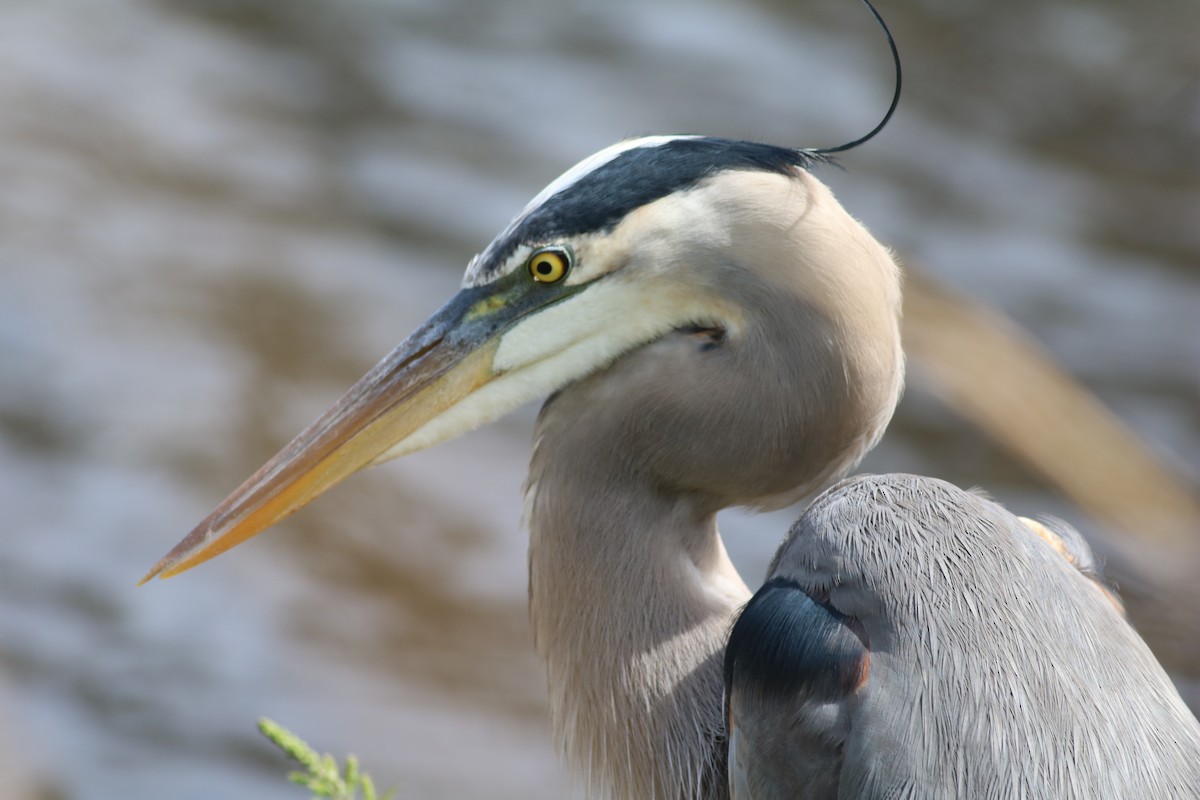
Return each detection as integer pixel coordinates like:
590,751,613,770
537,260,555,275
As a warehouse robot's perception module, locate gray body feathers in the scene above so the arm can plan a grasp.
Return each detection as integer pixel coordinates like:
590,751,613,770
728,473,1200,798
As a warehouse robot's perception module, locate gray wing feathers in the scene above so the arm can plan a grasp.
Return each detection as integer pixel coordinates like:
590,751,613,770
731,473,1200,799
1017,514,1125,615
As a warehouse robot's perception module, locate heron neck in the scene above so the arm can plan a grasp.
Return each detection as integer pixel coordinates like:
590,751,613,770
526,433,749,800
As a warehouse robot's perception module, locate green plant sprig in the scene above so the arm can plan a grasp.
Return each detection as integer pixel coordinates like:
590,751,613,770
258,717,396,800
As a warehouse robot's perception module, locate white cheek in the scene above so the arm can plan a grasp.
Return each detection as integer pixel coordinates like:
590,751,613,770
493,280,678,372
373,279,736,464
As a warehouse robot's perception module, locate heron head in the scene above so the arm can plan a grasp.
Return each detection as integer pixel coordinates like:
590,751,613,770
141,135,901,581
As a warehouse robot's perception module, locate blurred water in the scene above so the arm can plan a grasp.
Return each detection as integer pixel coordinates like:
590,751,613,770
0,0,1196,796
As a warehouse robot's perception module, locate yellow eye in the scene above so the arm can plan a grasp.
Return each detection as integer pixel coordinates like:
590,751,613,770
527,247,571,283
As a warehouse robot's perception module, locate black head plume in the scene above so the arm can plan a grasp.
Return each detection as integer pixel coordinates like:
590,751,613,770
806,0,902,156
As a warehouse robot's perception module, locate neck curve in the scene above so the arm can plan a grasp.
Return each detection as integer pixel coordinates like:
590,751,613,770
526,412,749,800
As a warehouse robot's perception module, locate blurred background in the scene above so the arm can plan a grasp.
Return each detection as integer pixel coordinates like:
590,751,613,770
0,0,1196,797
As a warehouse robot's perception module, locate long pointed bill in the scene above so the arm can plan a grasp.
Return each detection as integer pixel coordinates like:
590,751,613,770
141,274,580,583
142,264,735,583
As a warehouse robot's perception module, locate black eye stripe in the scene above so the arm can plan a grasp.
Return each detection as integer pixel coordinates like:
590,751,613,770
472,137,817,282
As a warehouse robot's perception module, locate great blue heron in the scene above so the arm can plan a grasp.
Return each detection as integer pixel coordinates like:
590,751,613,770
141,131,1200,797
